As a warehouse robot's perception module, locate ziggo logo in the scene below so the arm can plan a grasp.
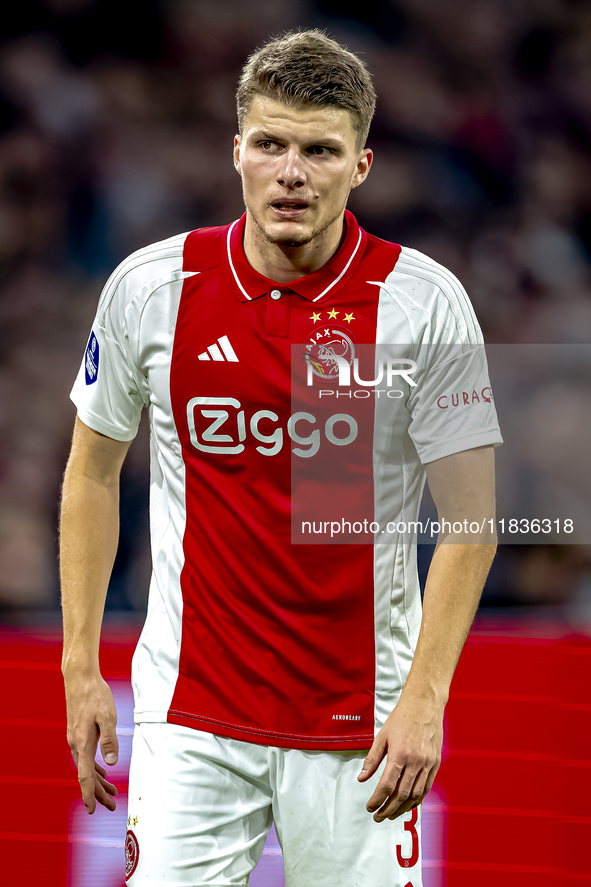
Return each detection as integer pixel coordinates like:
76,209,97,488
186,397,358,458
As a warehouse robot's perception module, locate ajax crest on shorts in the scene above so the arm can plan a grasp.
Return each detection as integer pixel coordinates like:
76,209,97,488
125,829,139,881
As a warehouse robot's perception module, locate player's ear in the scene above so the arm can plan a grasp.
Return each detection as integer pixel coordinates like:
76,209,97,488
233,135,241,174
351,148,373,190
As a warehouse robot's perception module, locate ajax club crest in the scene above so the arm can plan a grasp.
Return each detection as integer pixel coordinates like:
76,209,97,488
125,829,140,880
302,326,358,383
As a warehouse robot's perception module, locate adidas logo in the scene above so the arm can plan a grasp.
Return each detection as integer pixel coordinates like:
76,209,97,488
198,335,238,362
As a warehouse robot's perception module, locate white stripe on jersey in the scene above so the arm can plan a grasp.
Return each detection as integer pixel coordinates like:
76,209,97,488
131,273,188,722
96,231,190,325
392,247,482,346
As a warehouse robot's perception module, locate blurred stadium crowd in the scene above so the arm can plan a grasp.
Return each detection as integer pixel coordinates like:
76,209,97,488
0,0,590,617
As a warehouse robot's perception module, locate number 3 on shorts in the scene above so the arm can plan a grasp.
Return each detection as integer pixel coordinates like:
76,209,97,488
396,807,419,868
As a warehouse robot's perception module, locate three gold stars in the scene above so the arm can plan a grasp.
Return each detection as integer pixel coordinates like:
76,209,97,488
309,309,356,324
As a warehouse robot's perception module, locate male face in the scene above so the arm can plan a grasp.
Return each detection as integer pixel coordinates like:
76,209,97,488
233,95,372,250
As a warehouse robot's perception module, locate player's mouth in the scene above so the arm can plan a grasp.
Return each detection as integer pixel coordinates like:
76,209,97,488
270,199,310,218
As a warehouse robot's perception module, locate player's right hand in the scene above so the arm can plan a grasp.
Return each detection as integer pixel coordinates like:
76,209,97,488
64,672,119,814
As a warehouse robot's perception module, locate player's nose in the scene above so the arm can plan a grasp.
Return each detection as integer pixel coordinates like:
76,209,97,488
277,147,306,187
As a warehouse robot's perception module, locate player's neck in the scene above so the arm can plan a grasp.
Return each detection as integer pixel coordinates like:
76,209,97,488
242,213,345,283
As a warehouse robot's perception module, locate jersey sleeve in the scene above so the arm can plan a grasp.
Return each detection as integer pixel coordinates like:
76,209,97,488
70,263,147,442
400,250,503,464
407,342,502,463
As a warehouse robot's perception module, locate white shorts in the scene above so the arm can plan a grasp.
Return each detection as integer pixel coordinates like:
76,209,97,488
125,723,422,887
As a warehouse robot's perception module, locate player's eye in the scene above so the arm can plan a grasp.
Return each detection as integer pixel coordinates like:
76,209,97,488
307,145,330,156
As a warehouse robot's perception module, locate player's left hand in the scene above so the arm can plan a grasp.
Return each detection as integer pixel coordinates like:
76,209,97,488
357,692,443,822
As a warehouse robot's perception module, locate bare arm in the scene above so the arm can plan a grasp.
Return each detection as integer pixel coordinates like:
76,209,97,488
358,445,497,821
60,416,132,813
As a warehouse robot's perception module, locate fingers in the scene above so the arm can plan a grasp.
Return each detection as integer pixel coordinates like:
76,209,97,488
385,770,428,821
366,763,406,820
369,762,432,822
75,755,118,814
100,727,119,767
357,736,386,782
372,761,440,822
70,739,119,814
98,698,119,766
96,762,118,798
375,776,417,822
95,763,118,811
76,740,100,815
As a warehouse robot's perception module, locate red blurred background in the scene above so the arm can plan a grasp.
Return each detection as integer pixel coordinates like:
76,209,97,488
2,617,589,886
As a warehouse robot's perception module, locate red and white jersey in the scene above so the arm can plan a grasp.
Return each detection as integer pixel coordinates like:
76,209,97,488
71,211,502,750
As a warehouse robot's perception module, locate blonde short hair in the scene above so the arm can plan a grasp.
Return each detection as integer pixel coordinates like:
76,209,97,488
237,30,376,150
